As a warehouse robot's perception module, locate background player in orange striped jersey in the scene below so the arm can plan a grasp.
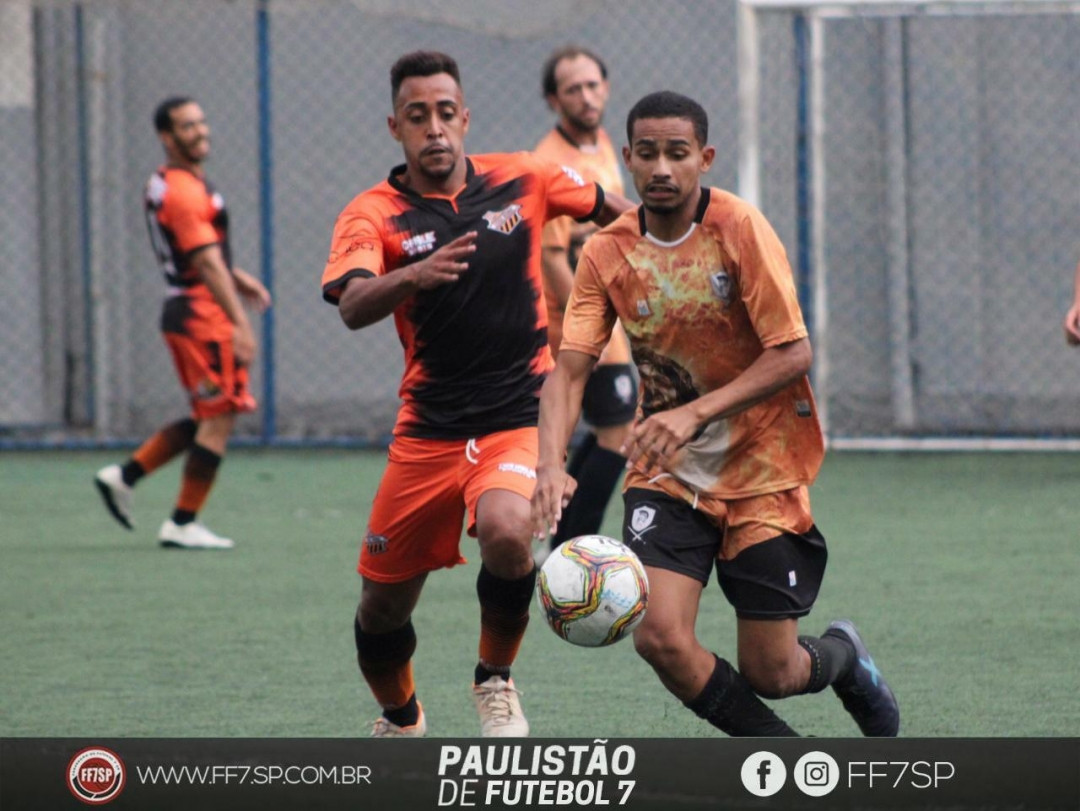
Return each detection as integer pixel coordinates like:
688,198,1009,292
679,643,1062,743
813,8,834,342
532,91,899,737
95,97,271,549
321,52,631,737
533,46,638,560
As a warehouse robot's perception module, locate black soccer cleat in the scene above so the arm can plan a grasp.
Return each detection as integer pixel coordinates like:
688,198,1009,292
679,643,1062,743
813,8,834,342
824,620,899,737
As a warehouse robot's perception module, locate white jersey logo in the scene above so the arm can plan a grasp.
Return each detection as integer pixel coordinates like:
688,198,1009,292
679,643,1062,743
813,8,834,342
402,230,436,257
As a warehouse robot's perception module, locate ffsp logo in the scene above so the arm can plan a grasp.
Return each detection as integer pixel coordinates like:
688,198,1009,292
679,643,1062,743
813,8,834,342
66,746,126,805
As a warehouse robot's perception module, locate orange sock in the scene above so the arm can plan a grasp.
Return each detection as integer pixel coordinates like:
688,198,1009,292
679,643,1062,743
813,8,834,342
131,418,196,476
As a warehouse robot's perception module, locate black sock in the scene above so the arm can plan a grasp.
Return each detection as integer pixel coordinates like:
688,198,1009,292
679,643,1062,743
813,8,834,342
552,442,625,547
171,509,196,525
382,693,419,727
121,461,146,487
798,634,857,693
685,655,800,737
475,663,507,685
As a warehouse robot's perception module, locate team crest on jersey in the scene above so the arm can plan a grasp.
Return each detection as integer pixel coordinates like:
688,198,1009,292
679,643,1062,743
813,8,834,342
482,204,523,235
402,230,436,257
709,271,733,304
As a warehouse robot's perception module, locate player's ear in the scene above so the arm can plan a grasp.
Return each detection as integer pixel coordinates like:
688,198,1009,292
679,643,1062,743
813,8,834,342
545,93,559,113
700,145,716,173
387,114,402,142
622,144,632,169
461,107,470,135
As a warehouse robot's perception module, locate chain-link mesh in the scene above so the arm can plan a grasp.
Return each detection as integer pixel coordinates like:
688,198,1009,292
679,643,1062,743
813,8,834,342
750,4,1080,439
0,0,737,445
3,0,1078,445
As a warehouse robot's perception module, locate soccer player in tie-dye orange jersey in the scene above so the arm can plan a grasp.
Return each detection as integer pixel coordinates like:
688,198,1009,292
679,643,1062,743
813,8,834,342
533,91,899,738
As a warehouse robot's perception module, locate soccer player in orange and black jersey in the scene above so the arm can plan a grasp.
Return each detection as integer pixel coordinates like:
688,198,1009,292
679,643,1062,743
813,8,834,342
532,91,899,737
322,51,631,738
94,97,270,550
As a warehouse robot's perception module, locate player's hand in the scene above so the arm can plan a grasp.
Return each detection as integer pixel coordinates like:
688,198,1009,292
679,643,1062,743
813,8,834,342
233,321,257,367
1064,305,1080,346
232,267,272,312
531,463,577,540
408,232,477,290
621,406,700,477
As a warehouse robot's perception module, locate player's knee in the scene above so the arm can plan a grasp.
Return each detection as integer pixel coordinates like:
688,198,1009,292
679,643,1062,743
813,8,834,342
633,624,689,673
477,509,532,562
357,595,411,633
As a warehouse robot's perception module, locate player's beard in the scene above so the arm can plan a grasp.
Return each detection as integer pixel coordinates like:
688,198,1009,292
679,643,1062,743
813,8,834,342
177,137,209,166
565,109,602,135
642,200,681,215
419,158,456,181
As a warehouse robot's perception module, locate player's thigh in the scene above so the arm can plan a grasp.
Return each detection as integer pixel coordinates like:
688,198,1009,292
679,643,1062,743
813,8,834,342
633,565,705,654
465,428,537,573
363,437,469,583
465,427,537,541
715,487,828,621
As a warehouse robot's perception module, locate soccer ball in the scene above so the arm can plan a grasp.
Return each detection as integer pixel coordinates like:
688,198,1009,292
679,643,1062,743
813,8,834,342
536,535,649,647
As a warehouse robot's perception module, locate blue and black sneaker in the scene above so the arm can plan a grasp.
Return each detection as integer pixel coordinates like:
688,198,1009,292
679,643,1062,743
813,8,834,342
824,620,899,737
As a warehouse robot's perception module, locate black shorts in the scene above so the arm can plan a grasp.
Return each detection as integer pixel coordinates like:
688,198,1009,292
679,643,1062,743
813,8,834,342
622,487,828,620
582,364,637,428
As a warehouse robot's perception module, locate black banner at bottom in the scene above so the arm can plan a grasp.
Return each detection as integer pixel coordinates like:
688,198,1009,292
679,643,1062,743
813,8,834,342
2,738,1077,810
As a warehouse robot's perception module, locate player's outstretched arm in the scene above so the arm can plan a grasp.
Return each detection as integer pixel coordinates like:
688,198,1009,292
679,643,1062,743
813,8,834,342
338,232,477,330
623,337,812,477
532,349,595,539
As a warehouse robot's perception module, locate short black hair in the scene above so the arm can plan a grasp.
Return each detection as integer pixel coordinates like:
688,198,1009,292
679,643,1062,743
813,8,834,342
626,91,708,146
541,45,607,97
390,51,461,106
153,96,194,133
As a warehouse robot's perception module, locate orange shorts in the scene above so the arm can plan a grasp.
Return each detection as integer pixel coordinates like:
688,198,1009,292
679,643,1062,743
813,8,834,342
163,330,256,421
360,427,539,583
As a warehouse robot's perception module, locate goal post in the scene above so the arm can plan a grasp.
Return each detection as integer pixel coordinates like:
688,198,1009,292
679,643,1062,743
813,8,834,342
738,0,1080,449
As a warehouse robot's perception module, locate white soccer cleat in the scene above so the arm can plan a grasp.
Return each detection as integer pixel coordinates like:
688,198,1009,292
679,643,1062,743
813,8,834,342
473,676,529,737
371,704,428,738
158,519,235,550
94,464,135,530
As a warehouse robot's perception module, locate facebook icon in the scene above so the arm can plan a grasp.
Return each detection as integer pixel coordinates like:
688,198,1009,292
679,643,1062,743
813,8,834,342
741,751,787,797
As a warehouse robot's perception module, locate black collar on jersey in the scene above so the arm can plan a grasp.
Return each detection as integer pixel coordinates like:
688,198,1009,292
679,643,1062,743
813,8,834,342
388,157,477,199
637,186,712,236
555,124,581,149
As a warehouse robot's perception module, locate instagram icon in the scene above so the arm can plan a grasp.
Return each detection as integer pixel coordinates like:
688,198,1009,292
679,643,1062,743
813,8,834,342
794,751,839,797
